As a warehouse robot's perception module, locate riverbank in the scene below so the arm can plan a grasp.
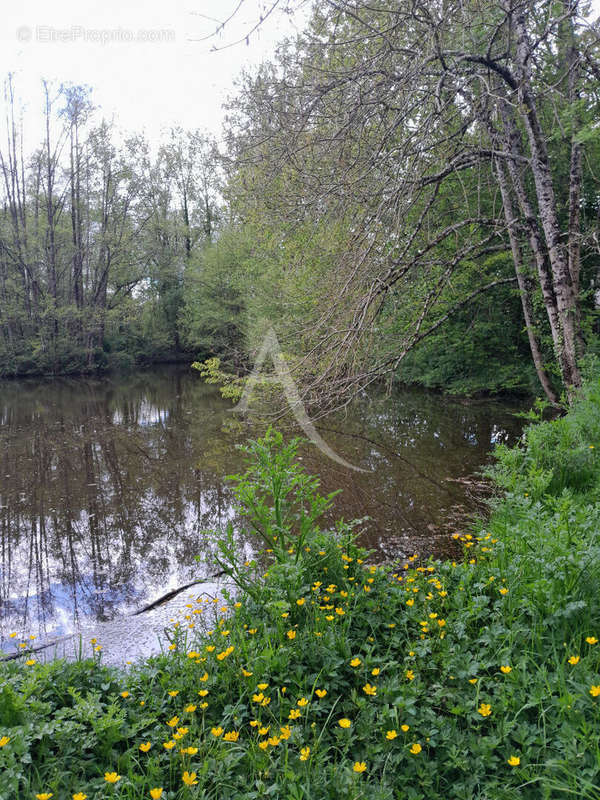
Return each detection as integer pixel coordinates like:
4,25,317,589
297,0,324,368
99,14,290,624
1,383,599,799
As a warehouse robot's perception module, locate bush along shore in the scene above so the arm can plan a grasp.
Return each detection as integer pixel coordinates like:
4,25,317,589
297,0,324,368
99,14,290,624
2,386,600,800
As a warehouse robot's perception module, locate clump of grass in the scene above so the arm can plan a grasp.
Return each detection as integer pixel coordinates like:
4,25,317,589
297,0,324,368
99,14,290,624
2,390,600,799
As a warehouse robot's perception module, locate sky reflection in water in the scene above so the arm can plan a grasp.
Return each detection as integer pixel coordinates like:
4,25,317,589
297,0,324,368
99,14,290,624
0,366,524,644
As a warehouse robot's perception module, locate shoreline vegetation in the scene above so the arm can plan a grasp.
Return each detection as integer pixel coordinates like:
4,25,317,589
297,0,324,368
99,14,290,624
1,378,600,799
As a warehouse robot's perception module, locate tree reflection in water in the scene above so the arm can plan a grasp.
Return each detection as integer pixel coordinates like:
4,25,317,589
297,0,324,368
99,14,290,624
0,367,523,644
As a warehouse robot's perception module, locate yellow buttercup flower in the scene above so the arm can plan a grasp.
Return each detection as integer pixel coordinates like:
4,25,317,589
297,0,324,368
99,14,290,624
72,793,87,800
300,746,310,761
211,726,224,737
36,794,53,800
163,740,176,750
568,655,580,665
242,668,253,677
182,771,198,786
409,742,422,755
258,740,269,750
289,709,301,720
362,683,377,696
224,730,239,741
353,761,367,773
371,668,380,676
296,598,305,606
198,689,209,697
401,724,410,732
0,736,9,747
139,741,152,752
315,689,327,698
297,697,308,707
120,691,129,698
167,716,179,728
386,730,398,740
477,703,492,717
258,726,270,735
150,790,163,800
184,704,197,713
586,637,598,645
590,685,600,697
168,690,179,697
500,665,512,674
257,683,269,691
405,670,415,681
181,746,198,755
507,755,520,766
267,736,281,746
25,659,36,666
287,630,296,640
350,657,361,667
338,718,352,728
104,772,121,783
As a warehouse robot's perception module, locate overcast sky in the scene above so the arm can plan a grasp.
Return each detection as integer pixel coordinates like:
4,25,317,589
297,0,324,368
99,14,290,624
0,0,308,147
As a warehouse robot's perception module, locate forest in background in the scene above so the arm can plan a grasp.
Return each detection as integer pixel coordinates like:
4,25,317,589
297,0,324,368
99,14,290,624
1,0,600,404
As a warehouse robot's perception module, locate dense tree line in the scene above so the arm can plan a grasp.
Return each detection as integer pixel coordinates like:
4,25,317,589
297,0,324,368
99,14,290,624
0,77,221,375
2,1,600,405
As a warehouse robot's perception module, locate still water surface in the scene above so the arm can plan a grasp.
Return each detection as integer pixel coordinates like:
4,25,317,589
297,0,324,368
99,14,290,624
0,366,524,643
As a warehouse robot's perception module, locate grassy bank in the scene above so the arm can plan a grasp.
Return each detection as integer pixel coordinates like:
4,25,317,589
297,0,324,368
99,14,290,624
1,388,600,799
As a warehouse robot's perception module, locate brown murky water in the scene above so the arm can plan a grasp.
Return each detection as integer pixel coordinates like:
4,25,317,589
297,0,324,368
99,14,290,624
0,366,524,647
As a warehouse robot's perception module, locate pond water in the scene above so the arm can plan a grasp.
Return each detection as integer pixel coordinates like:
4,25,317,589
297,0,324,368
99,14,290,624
0,366,524,645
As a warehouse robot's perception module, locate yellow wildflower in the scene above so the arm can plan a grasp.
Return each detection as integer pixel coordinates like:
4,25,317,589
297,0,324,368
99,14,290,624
586,637,598,645
0,736,10,747
500,665,512,674
353,762,367,773
287,630,296,640
300,745,310,761
316,689,327,698
104,772,121,783
338,718,352,728
507,755,520,766
568,655,580,665
401,724,410,732
590,685,600,697
185,704,197,713
386,730,398,740
150,790,163,800
350,657,361,667
477,703,492,717
363,683,377,696
139,741,152,752
182,771,198,786
223,730,239,741
167,716,179,728
211,727,224,737
409,743,422,755
163,741,176,750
